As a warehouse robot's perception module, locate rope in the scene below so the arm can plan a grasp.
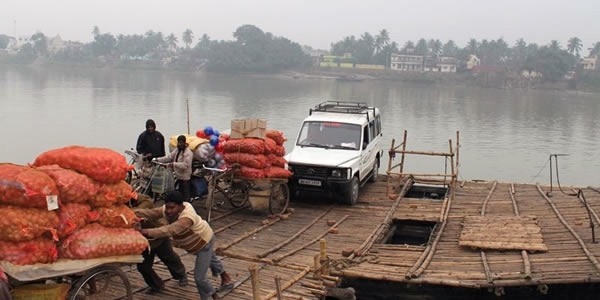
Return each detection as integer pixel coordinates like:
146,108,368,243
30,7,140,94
529,158,550,183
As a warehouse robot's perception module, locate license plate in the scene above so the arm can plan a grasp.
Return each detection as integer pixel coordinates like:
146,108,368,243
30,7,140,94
299,179,322,186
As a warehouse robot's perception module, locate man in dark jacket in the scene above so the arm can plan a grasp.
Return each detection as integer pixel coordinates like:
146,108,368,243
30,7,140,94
136,119,166,160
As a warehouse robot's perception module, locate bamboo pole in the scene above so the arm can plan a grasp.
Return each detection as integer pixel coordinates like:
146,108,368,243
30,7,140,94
399,130,407,173
508,185,533,280
480,251,493,283
395,150,454,157
186,98,190,135
274,276,282,300
387,138,396,197
209,208,243,223
218,249,309,271
313,254,321,279
214,219,244,234
536,184,600,274
273,215,350,262
448,139,455,180
218,217,283,251
249,263,262,300
480,181,498,216
588,186,600,194
320,239,329,275
387,173,457,177
456,131,460,179
265,267,311,300
258,207,332,258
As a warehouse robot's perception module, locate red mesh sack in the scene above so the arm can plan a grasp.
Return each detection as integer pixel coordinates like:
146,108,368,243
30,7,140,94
96,205,140,228
59,224,148,259
266,130,286,146
264,167,293,179
33,146,132,184
37,165,98,203
92,181,134,208
224,153,268,169
264,138,286,157
223,139,265,155
0,164,59,208
235,166,265,179
0,238,57,265
57,203,95,239
0,205,59,242
267,154,287,168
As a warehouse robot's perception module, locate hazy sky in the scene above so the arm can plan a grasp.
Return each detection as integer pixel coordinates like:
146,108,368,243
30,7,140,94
2,0,599,51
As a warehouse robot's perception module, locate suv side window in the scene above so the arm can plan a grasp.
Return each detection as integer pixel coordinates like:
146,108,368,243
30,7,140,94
362,125,370,149
369,120,376,141
376,115,382,136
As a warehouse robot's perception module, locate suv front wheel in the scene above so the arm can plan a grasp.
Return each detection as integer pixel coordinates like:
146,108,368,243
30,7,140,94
341,176,360,205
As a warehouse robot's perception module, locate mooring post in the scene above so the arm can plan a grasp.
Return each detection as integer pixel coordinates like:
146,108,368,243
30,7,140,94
313,254,321,279
320,238,329,275
249,263,262,300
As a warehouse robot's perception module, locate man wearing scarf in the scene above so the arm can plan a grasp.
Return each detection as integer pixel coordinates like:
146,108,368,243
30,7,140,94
157,135,193,201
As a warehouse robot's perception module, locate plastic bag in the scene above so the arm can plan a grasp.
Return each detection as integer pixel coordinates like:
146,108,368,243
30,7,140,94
0,164,59,208
193,143,216,162
235,166,265,179
0,205,59,242
37,165,98,203
92,181,133,208
33,146,131,184
267,154,287,168
224,153,268,169
264,167,293,179
96,205,140,228
266,130,286,146
223,139,265,155
59,224,148,259
264,138,286,157
57,203,96,239
0,238,57,265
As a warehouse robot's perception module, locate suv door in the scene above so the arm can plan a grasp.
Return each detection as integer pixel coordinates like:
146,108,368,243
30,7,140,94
359,123,376,181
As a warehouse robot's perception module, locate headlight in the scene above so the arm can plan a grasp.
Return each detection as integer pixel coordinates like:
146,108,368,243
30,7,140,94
331,170,342,177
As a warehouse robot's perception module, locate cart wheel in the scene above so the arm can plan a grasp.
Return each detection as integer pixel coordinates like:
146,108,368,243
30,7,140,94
228,182,249,208
269,183,289,215
68,265,132,300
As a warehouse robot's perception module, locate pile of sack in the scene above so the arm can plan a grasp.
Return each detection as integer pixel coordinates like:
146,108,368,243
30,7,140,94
0,146,148,266
224,129,293,179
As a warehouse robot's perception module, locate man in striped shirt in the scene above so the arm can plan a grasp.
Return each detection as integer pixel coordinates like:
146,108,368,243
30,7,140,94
136,191,232,300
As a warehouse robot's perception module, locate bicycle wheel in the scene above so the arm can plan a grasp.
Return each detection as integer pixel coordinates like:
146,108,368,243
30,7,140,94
68,265,132,300
227,182,249,208
269,183,289,215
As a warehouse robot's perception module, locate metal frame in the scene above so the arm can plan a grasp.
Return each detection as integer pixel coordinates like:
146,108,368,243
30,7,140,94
309,101,376,122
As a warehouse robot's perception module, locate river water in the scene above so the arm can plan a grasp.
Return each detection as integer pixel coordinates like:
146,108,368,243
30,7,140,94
1,66,598,186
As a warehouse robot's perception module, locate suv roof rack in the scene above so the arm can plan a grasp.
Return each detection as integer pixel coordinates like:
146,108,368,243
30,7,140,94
309,101,375,122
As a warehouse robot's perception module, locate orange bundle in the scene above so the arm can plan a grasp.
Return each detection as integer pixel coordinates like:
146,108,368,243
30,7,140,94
224,153,268,169
37,165,98,203
235,166,265,179
264,138,286,157
267,154,287,168
96,205,140,228
264,167,293,179
57,203,96,239
0,238,57,265
0,164,59,208
223,139,265,155
0,205,59,242
59,224,149,259
266,130,286,146
92,181,133,208
33,146,131,184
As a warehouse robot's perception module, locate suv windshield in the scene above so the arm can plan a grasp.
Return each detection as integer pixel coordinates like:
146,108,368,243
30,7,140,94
297,121,361,150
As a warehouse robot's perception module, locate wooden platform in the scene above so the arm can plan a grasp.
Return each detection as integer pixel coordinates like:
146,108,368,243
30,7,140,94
459,215,547,252
118,178,600,299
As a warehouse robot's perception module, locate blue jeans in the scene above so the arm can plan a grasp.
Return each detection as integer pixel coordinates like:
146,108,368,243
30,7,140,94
193,236,225,299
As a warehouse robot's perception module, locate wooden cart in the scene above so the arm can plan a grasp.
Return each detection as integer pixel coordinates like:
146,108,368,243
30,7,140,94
202,166,290,222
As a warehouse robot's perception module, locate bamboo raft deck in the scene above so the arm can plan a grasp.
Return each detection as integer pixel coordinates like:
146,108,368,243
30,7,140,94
111,177,600,299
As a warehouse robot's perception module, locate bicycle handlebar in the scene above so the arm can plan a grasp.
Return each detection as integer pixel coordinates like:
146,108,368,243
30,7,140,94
202,165,227,173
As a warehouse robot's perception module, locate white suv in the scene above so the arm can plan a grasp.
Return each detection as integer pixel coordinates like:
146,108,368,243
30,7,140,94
286,101,383,205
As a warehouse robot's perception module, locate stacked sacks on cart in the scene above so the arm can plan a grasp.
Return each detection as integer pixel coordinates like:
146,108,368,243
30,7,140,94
223,129,293,179
196,126,228,169
0,164,60,265
0,147,148,266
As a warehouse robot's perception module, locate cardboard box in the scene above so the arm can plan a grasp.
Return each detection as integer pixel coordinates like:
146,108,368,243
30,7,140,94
230,119,267,140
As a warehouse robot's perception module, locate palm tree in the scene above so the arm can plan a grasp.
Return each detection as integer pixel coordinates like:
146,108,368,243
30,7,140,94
402,41,415,53
567,37,583,57
442,40,457,57
92,26,100,37
549,40,561,50
430,39,442,56
182,29,194,48
375,29,390,54
415,39,428,55
166,33,178,52
467,38,478,54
